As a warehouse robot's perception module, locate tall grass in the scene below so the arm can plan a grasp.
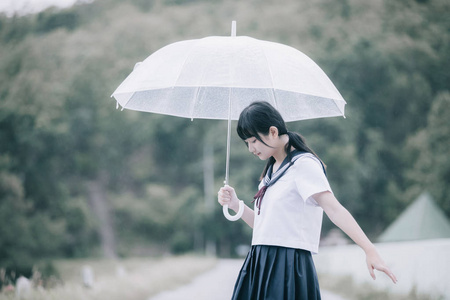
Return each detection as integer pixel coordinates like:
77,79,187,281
0,255,216,300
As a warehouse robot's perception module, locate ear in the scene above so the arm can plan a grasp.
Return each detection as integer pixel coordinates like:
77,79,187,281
268,126,279,138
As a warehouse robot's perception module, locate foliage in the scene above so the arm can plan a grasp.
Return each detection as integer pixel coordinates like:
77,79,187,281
0,0,449,274
404,92,450,214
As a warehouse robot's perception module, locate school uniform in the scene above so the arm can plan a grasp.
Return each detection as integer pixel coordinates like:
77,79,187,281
232,152,332,300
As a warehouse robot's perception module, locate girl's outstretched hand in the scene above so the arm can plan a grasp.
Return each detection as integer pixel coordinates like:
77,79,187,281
218,185,240,211
366,249,397,284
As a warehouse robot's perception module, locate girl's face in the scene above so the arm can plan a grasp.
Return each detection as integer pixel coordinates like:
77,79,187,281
245,134,275,160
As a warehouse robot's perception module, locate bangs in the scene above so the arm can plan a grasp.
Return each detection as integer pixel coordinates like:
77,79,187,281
237,116,258,141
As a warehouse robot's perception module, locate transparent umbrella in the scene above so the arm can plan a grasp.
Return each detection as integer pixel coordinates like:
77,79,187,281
111,21,346,221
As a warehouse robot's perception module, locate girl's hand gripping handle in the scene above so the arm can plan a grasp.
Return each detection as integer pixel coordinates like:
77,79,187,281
223,202,244,221
218,185,244,221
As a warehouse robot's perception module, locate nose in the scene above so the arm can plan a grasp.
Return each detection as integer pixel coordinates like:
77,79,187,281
248,143,254,152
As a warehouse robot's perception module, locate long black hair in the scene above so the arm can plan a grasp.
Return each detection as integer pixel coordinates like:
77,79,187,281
237,101,325,179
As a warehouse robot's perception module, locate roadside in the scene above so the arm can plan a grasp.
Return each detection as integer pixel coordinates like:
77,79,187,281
0,256,216,300
149,259,347,300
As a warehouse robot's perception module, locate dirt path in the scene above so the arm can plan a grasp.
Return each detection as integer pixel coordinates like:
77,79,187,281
148,259,347,300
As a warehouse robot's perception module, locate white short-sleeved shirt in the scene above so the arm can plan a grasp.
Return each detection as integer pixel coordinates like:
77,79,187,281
251,153,332,254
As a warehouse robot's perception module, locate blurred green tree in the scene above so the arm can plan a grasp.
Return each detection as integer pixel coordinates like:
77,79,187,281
404,92,450,215
0,0,449,265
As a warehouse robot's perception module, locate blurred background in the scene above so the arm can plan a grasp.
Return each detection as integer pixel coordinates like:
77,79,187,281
0,0,449,298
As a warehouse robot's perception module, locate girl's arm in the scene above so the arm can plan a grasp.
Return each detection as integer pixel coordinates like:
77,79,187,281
313,191,397,284
218,185,255,228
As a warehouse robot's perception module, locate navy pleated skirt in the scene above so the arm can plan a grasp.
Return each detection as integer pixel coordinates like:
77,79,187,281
231,245,321,300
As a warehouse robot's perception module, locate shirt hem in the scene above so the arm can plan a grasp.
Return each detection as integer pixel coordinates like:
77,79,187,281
251,240,319,254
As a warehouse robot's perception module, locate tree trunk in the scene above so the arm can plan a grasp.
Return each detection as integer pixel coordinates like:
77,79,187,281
87,177,117,258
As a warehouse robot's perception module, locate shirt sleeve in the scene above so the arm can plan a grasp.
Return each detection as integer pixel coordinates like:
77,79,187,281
293,155,332,205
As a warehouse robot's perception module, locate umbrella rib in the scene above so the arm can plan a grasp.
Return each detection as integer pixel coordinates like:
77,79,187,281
189,49,214,119
173,44,197,87
172,42,202,119
190,86,202,119
326,96,346,119
260,46,278,109
171,42,210,119
120,91,137,111
336,98,346,118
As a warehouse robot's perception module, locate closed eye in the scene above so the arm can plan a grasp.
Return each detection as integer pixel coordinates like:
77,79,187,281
245,138,257,145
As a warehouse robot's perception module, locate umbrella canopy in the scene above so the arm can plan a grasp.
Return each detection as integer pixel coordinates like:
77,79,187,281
112,36,346,122
111,22,346,221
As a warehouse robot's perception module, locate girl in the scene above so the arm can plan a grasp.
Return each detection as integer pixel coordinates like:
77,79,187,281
218,101,397,300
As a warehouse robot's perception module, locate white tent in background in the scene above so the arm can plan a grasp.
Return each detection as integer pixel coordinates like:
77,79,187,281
378,192,450,243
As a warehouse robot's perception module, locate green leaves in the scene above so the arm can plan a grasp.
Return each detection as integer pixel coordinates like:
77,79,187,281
404,92,450,215
0,0,449,267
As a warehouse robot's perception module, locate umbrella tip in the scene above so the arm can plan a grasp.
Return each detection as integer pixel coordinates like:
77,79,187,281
134,62,142,70
231,20,236,37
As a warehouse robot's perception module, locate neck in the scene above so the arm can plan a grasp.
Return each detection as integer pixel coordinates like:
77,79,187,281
272,135,290,165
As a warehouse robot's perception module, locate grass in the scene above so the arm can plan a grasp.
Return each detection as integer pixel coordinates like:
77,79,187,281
318,273,445,300
0,255,217,300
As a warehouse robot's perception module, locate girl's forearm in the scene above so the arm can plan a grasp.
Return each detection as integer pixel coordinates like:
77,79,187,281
328,204,376,254
231,204,254,228
316,192,397,283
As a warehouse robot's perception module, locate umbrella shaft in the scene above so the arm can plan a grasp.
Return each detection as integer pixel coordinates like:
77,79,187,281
225,93,232,185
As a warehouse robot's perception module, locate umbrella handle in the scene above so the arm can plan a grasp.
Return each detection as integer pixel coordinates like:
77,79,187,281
223,201,244,221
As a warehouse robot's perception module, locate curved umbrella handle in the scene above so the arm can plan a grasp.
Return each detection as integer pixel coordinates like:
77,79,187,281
223,201,244,221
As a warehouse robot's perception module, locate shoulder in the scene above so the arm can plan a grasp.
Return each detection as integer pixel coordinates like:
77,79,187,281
292,153,325,174
293,153,322,166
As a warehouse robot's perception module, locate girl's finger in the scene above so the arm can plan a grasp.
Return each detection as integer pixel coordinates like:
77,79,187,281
370,268,376,280
367,262,376,280
381,267,397,284
370,263,397,284
388,272,397,284
223,185,235,193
